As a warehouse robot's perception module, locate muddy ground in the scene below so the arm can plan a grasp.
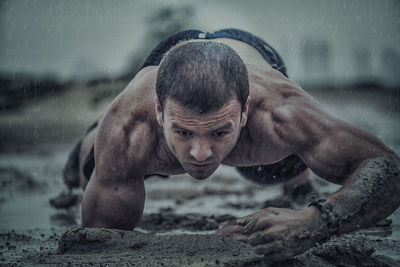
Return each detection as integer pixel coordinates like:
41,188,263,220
0,84,399,266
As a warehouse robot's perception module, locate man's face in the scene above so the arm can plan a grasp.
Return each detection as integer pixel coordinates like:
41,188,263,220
156,96,249,180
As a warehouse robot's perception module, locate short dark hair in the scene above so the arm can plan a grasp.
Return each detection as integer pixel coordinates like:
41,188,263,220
156,41,249,114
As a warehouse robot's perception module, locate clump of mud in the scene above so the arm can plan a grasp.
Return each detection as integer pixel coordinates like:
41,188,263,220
33,227,264,266
138,213,236,232
18,228,400,266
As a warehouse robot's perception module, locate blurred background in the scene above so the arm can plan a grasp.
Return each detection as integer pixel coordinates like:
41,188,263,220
0,0,399,248
1,0,400,85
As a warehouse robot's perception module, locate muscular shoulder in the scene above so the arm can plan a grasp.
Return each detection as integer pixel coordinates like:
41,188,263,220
99,108,154,155
248,69,334,154
94,67,158,179
269,98,330,149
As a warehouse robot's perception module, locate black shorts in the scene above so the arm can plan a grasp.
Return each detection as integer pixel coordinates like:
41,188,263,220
83,28,307,183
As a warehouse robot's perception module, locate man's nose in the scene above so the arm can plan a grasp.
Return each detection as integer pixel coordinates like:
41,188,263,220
190,140,212,162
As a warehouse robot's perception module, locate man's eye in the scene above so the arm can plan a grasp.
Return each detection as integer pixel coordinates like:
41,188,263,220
212,131,228,138
176,130,192,137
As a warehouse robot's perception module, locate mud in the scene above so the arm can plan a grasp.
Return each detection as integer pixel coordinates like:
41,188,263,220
138,213,237,232
9,227,398,266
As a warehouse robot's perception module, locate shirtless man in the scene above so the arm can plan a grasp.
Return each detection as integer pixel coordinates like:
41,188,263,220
68,29,400,261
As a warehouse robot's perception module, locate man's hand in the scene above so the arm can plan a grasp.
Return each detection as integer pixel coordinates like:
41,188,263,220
218,206,325,261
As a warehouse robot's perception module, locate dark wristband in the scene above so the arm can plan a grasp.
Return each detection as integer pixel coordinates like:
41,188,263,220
308,199,341,235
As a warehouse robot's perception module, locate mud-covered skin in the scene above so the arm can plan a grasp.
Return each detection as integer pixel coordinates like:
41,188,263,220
329,155,400,234
219,154,400,260
218,207,328,260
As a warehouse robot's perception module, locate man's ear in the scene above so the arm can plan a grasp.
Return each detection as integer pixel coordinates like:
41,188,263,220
154,96,163,127
240,96,251,127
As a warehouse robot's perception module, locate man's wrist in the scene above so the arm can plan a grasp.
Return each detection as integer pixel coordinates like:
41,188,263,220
308,199,341,237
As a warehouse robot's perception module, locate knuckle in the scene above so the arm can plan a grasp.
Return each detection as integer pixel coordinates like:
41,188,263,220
236,217,248,225
244,219,257,232
248,232,262,244
258,217,270,225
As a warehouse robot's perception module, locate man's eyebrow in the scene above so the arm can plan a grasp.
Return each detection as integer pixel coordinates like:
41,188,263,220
212,122,234,131
171,123,188,130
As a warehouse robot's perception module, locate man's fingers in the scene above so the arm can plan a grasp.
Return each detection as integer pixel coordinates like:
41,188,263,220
231,233,248,243
248,230,276,246
236,215,252,226
236,211,263,225
217,221,248,242
242,218,258,233
244,217,271,234
225,225,244,234
239,209,280,233
217,221,244,236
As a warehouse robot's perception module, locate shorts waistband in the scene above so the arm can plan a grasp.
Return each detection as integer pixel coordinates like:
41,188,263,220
141,28,287,77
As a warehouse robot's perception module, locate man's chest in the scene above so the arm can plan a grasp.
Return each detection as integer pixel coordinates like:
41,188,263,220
222,114,287,167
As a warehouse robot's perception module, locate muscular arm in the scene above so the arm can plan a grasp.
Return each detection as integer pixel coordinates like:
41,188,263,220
82,168,145,229
327,154,400,234
81,102,154,230
297,112,400,234
274,91,400,230
223,77,400,260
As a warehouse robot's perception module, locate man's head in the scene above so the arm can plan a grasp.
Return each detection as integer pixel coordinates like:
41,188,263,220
156,41,249,113
155,41,250,179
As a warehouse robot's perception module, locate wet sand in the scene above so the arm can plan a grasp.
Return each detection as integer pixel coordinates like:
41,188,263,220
0,85,399,265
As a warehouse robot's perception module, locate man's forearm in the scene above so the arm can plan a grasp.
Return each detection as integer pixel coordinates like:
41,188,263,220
82,176,146,230
326,154,400,235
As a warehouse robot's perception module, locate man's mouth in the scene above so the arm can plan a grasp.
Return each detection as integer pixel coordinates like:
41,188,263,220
188,162,214,170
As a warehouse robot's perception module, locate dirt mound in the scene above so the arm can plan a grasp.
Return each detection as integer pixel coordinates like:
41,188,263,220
18,228,400,266
30,227,264,266
138,213,236,232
